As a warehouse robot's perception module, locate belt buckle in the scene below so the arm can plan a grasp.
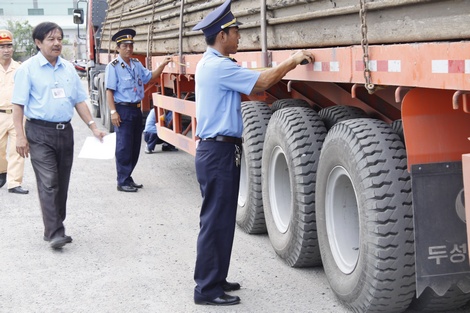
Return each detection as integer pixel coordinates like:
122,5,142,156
56,123,65,130
6,109,12,114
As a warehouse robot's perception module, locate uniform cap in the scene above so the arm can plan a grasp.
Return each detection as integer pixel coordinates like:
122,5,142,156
112,28,136,44
192,0,242,37
0,30,13,44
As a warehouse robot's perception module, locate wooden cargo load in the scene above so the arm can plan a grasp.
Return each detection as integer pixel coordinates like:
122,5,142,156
99,0,470,55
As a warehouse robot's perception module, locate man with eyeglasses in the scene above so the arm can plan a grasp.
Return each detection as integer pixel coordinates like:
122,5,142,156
0,29,28,194
105,29,172,192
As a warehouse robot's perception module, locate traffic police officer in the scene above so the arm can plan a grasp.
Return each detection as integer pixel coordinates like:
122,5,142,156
191,0,314,306
0,29,28,194
105,29,172,192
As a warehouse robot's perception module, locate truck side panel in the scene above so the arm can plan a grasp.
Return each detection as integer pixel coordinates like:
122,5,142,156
99,0,470,55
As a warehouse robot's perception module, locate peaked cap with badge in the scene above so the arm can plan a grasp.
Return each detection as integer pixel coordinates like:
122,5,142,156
192,0,242,38
112,28,136,45
0,29,13,44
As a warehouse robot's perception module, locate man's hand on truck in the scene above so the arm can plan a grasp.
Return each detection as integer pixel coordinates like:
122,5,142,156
291,50,314,66
150,56,173,81
251,50,314,94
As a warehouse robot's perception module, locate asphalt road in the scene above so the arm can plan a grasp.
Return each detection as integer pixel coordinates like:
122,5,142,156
1,95,470,313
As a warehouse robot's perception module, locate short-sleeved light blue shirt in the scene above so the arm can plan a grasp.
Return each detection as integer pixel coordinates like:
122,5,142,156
105,55,152,103
11,51,88,122
144,109,172,134
144,109,157,133
195,47,260,139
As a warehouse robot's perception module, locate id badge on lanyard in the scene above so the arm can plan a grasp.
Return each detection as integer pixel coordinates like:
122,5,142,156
52,87,66,99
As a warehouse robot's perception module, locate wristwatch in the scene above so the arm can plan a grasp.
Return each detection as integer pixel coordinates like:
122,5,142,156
110,110,117,114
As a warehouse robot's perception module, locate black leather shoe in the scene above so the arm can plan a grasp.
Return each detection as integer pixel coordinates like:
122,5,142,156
194,293,240,306
130,181,143,188
222,281,241,291
44,235,72,243
8,186,29,194
162,145,178,152
117,185,138,192
0,172,6,188
50,236,72,249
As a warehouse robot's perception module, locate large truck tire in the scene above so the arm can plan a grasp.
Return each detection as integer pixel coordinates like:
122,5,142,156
410,287,470,311
99,78,107,126
91,101,100,118
89,72,100,118
262,106,327,267
391,119,405,143
99,78,114,133
237,101,272,234
270,98,311,113
315,118,415,313
318,105,368,130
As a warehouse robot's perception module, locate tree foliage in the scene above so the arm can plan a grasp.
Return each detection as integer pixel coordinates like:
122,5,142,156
6,20,35,62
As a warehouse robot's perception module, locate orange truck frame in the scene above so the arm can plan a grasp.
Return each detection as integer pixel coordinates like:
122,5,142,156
75,0,470,311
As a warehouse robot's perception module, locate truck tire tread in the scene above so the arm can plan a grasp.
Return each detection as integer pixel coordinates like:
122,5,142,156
316,118,415,313
271,98,311,113
262,106,326,267
237,101,272,234
318,105,368,130
410,287,470,312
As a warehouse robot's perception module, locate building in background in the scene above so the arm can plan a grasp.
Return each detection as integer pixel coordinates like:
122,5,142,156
0,0,86,60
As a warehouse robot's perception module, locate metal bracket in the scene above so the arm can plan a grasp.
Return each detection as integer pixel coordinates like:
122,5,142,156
452,90,470,113
351,83,385,97
287,80,293,93
395,86,412,103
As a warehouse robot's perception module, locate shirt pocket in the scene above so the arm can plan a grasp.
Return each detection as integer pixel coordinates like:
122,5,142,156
122,76,134,90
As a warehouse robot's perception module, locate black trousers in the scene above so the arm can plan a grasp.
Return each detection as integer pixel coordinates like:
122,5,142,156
26,120,74,240
194,140,241,300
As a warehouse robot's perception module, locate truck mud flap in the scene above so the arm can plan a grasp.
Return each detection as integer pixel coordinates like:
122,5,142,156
411,161,470,297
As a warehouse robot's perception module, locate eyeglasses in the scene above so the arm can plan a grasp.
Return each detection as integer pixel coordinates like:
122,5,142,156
0,44,13,50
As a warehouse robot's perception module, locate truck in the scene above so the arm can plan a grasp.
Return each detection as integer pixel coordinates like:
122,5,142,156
74,0,470,312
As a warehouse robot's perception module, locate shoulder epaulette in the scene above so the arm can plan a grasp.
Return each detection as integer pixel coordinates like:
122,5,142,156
111,59,119,66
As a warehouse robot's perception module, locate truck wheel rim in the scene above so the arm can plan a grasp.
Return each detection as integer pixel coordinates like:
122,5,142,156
325,165,360,274
269,146,292,234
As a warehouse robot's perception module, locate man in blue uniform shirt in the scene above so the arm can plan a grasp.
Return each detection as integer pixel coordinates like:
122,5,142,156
192,0,314,306
12,22,106,250
143,108,177,153
105,29,172,192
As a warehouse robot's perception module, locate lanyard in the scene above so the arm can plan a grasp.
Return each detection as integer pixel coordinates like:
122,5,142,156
124,63,136,84
123,61,140,92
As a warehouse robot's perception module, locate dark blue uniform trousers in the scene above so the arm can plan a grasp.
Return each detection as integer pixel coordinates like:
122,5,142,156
144,131,163,151
115,105,143,186
26,121,74,240
194,140,241,301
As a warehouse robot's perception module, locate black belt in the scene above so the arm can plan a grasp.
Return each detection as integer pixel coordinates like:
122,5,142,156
202,135,243,145
27,118,71,130
0,109,13,114
116,102,141,108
